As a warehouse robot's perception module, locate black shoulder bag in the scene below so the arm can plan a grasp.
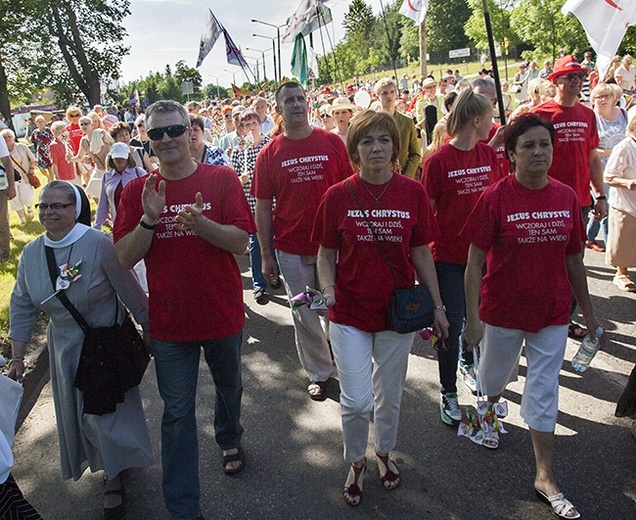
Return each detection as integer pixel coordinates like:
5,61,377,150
346,179,435,333
45,246,150,415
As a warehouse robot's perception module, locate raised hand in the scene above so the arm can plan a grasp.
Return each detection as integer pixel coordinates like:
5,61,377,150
141,173,166,222
175,192,206,232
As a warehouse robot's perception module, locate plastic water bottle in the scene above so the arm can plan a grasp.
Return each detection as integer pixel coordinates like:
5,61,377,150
572,327,604,372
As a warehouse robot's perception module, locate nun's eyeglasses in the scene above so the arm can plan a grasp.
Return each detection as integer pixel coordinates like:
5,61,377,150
36,203,74,211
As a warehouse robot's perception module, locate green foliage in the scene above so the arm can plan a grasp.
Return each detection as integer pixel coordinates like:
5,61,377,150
426,0,471,53
465,0,519,53
511,0,588,62
174,60,203,95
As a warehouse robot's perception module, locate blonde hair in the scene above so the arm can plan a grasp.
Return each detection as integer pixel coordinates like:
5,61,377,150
51,121,67,136
591,83,622,104
35,115,46,124
446,89,492,138
374,78,397,95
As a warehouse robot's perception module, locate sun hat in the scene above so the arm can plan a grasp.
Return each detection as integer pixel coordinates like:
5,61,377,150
110,142,130,160
421,77,437,89
548,55,585,82
328,97,356,115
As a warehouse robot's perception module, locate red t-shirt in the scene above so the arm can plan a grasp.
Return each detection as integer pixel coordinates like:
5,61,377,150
486,124,511,175
49,141,76,180
113,164,257,342
460,175,585,333
312,173,440,333
422,142,502,265
252,128,353,256
530,100,599,207
66,123,83,155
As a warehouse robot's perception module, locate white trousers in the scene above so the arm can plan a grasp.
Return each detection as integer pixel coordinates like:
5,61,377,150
330,322,414,463
479,323,568,432
9,181,34,212
276,250,333,382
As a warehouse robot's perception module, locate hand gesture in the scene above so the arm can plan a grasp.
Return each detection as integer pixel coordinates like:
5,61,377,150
175,192,206,232
141,173,166,222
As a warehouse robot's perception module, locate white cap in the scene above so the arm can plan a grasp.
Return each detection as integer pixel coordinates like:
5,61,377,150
110,142,130,159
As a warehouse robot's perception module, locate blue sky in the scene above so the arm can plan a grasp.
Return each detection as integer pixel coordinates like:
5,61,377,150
120,0,386,87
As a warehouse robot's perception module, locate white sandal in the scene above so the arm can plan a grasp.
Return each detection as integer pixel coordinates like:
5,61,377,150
535,489,581,519
482,430,499,449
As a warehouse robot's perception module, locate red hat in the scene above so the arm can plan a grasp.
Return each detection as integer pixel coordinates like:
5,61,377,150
548,55,585,82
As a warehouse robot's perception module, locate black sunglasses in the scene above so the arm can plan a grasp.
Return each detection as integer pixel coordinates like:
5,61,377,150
147,124,189,141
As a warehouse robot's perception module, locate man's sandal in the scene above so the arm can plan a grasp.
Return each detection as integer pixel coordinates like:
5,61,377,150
568,322,586,340
376,452,401,490
307,381,327,401
343,461,366,506
222,446,246,476
535,489,581,519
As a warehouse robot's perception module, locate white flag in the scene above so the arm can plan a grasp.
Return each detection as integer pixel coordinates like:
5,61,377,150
196,9,223,68
308,45,319,80
282,0,332,43
562,0,636,78
399,0,429,25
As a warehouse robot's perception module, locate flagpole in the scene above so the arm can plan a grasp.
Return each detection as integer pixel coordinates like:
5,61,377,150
482,0,506,124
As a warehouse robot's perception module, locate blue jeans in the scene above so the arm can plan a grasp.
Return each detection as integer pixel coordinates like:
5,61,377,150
249,233,267,291
586,186,610,243
152,332,244,520
435,262,473,394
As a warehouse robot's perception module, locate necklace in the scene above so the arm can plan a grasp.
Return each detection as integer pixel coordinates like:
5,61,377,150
360,177,392,206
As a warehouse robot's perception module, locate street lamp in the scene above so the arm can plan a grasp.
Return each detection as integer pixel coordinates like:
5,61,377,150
246,47,270,83
253,34,278,84
224,69,237,86
244,55,261,84
251,19,285,83
209,74,224,98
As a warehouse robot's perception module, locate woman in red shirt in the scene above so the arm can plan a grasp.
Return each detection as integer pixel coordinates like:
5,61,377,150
314,110,448,506
421,88,502,426
462,114,604,519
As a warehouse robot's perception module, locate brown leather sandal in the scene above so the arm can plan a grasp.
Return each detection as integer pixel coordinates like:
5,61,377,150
376,452,401,490
343,461,366,506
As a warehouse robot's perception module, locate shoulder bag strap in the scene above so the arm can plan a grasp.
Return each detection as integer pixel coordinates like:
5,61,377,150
10,155,28,176
346,178,398,288
44,245,91,333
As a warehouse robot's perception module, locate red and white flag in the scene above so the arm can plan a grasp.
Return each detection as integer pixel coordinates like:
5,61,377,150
399,0,429,26
562,0,636,78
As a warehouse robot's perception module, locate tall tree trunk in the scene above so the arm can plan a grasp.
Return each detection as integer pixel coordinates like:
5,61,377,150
0,57,14,131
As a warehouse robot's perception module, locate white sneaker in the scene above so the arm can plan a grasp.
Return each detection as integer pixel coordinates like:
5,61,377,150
459,364,477,394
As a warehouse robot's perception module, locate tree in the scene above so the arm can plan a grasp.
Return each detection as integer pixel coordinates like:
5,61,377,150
174,60,203,96
42,0,131,106
465,0,519,56
373,1,404,73
510,0,587,63
426,0,472,53
343,0,376,62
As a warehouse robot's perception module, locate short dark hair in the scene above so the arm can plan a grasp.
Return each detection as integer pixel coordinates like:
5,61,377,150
188,113,205,131
109,122,132,140
275,81,304,108
346,110,400,171
504,113,555,160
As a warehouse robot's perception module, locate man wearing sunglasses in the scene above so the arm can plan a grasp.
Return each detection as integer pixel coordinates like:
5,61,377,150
252,81,353,402
113,99,256,520
531,54,605,339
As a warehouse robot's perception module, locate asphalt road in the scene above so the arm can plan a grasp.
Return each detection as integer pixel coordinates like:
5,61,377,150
11,248,636,519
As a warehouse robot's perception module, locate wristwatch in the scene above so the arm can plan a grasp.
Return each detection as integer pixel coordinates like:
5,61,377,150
139,217,157,230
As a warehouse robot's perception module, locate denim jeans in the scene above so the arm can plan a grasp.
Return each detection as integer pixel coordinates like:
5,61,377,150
152,332,244,520
249,233,267,291
435,262,473,394
586,186,610,243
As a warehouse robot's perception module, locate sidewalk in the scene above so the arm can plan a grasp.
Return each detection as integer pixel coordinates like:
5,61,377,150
11,250,636,519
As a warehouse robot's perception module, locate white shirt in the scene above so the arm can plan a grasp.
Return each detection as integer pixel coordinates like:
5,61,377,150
0,134,9,190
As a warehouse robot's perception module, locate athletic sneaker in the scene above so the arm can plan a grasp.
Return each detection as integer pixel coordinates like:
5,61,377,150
459,364,477,394
440,392,462,425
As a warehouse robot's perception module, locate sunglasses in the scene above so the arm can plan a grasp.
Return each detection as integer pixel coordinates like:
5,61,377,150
224,114,232,119
564,72,587,81
320,114,331,118
69,114,80,118
147,124,189,141
136,123,145,128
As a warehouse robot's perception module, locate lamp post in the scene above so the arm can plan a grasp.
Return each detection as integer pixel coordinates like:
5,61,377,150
209,74,223,99
246,47,269,83
224,69,237,86
251,19,285,83
253,34,278,85
244,56,261,83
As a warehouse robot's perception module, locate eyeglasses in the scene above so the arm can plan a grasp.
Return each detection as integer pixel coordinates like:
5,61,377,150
564,72,587,81
320,114,331,118
36,203,74,212
136,123,145,128
147,124,189,141
224,114,232,119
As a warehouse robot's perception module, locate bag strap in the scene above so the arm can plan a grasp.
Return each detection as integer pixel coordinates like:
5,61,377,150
44,245,90,333
10,156,28,176
346,178,398,288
